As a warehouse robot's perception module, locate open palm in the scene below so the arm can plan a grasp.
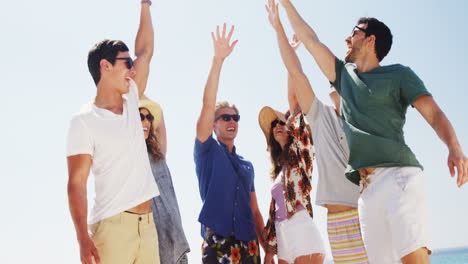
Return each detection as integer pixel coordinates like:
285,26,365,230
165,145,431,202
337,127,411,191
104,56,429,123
211,23,238,60
266,0,281,30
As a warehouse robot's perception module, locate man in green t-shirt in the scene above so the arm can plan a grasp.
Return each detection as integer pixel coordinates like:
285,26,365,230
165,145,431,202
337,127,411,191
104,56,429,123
276,0,468,263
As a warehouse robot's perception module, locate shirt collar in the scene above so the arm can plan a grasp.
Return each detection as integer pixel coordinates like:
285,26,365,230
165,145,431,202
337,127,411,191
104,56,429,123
219,140,237,154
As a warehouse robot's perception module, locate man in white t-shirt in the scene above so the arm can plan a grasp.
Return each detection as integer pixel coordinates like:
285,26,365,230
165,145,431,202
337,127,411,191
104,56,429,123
66,1,160,264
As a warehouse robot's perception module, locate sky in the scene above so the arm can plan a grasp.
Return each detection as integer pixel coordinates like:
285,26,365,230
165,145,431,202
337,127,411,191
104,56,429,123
1,0,467,263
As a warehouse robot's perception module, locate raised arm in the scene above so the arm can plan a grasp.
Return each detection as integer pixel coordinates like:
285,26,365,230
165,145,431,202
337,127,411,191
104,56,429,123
67,154,100,264
196,24,238,143
279,0,337,83
413,95,468,187
266,0,315,113
133,1,154,98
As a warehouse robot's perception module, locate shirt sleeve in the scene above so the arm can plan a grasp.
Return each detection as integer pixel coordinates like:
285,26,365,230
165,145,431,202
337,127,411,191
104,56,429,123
66,115,93,157
126,79,140,111
287,110,314,177
332,57,346,94
287,109,309,143
194,135,215,162
400,66,432,107
305,96,322,125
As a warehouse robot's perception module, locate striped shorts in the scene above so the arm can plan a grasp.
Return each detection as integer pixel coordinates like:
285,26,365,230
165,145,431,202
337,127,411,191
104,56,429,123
327,209,369,264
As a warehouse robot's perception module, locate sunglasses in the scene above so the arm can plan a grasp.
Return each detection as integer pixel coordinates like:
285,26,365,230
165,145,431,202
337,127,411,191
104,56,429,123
351,25,369,37
140,113,154,122
112,57,134,69
271,119,286,128
215,114,240,122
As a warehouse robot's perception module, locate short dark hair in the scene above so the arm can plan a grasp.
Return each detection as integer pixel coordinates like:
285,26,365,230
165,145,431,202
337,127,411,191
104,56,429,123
358,17,393,62
87,39,129,85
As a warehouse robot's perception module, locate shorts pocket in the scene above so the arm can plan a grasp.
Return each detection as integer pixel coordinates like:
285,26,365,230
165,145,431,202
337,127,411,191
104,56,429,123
393,167,420,192
88,221,102,238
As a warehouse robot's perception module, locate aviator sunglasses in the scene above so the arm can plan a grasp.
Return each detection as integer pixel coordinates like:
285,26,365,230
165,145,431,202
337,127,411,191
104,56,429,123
215,114,240,122
140,113,154,122
271,119,286,128
111,57,134,69
351,25,369,37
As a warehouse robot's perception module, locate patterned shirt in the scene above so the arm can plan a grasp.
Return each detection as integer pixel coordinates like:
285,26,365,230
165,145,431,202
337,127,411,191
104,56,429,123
262,110,314,252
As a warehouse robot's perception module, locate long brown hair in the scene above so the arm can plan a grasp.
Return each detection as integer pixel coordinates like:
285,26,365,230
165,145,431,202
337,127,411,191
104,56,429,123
140,107,164,162
268,125,293,180
268,117,314,180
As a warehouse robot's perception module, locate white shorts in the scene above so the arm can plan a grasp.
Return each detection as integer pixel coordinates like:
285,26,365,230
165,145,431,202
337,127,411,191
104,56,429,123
275,210,326,263
358,167,431,263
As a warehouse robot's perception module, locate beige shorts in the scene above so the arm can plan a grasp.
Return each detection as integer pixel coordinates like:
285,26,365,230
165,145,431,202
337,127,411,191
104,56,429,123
89,211,160,264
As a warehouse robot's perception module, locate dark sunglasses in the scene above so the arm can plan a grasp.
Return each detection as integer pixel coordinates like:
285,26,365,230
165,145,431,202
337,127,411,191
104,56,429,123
215,114,240,122
351,25,369,37
140,113,154,122
271,119,286,128
112,57,134,69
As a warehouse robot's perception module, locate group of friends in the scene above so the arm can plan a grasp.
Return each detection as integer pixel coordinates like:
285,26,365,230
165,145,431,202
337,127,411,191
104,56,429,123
66,0,468,264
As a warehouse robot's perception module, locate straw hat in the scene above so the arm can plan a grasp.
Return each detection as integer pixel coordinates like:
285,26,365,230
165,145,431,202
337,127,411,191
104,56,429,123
139,98,162,129
258,106,287,146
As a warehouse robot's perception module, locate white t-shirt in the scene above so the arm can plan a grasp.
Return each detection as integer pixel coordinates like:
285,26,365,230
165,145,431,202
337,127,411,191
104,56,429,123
306,97,360,207
66,80,159,224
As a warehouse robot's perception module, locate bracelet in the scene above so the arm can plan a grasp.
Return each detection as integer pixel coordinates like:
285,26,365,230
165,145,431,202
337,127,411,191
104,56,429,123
141,0,152,6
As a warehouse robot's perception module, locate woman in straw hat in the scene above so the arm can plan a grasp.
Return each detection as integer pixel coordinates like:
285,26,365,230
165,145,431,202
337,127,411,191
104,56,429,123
258,78,325,264
260,2,326,263
258,101,325,264
139,97,190,264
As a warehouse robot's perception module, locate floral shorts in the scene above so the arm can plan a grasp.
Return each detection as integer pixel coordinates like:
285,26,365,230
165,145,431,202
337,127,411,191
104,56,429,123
201,228,261,264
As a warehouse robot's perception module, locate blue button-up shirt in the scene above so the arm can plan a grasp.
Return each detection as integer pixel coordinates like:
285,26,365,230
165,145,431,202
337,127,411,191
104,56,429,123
194,135,256,241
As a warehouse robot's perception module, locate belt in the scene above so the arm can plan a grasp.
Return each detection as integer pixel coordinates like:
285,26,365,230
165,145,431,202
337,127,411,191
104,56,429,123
358,168,376,193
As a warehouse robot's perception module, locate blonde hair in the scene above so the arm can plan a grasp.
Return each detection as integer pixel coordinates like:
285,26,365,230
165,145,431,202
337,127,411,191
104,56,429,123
215,101,239,117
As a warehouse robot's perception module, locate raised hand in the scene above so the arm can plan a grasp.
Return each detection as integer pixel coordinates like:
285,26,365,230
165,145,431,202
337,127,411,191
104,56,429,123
265,0,281,30
211,23,238,61
290,34,302,51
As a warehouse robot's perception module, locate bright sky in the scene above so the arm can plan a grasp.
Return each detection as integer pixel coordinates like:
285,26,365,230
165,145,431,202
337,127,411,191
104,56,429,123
1,0,467,263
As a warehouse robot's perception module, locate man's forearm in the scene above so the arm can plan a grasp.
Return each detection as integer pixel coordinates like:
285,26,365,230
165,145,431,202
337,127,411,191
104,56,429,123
202,58,224,107
281,0,336,82
276,23,303,76
430,109,461,151
135,3,154,59
68,183,90,242
276,24,314,113
253,210,268,251
281,0,320,48
196,58,224,141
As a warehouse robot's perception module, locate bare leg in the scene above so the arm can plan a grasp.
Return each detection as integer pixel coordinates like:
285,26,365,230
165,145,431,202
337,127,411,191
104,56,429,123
294,253,325,264
401,247,430,264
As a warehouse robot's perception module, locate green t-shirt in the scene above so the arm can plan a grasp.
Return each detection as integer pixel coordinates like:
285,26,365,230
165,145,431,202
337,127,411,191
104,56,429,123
333,57,432,185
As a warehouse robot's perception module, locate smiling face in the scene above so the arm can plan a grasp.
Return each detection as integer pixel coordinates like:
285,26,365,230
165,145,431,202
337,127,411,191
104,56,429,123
271,119,288,149
344,24,368,63
106,51,136,94
213,107,239,143
139,108,152,140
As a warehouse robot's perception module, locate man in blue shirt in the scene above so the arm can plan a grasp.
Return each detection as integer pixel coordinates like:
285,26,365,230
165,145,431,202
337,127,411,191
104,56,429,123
194,23,269,264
